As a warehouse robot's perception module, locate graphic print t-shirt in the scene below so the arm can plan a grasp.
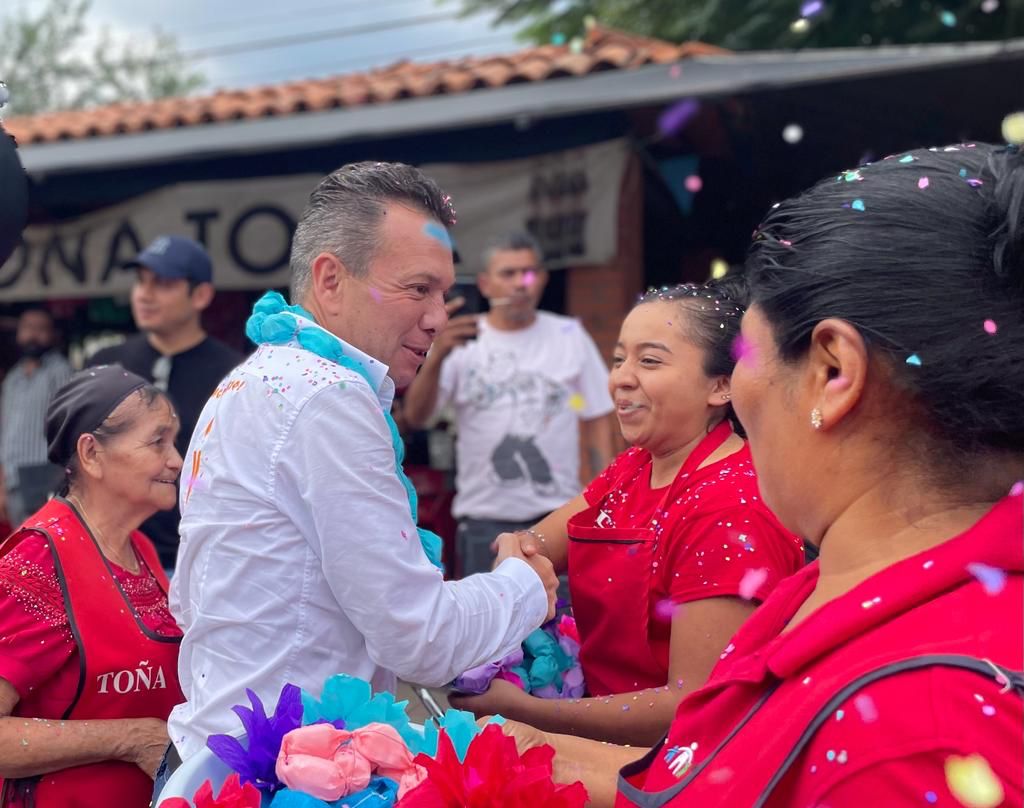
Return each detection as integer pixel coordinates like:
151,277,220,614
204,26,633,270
435,311,613,521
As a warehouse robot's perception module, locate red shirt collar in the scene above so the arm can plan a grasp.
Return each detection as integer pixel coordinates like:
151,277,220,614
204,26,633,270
764,494,1023,679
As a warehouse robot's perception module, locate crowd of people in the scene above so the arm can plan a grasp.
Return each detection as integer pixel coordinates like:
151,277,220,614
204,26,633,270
0,125,1020,808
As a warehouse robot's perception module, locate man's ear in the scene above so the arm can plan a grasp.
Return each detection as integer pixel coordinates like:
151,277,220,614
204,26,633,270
310,252,349,315
189,282,215,312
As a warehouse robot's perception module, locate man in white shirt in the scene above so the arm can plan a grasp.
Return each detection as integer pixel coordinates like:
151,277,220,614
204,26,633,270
404,232,615,577
168,163,557,761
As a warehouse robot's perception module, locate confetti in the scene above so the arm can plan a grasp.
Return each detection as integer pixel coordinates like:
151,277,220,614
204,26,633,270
790,18,811,33
918,177,930,189
981,0,999,12
731,334,754,363
654,599,681,622
843,170,863,182
523,270,537,288
906,354,922,366
851,199,866,211
983,319,997,334
999,111,1024,144
966,179,984,187
738,567,769,600
945,754,1004,808
899,154,916,163
369,287,382,303
551,32,567,45
685,174,704,193
1010,481,1024,497
782,124,804,144
939,10,957,27
966,562,1006,595
925,791,938,804
669,64,682,78
569,393,586,412
853,694,879,723
710,259,729,279
800,0,824,17
659,99,700,137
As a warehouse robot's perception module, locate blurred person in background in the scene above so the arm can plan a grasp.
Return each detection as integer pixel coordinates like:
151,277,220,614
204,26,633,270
89,236,242,572
403,231,616,577
0,308,72,527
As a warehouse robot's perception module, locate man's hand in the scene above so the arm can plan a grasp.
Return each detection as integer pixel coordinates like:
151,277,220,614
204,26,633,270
431,297,478,361
493,532,558,621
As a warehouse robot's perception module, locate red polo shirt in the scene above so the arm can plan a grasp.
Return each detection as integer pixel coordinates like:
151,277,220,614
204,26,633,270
617,493,1023,807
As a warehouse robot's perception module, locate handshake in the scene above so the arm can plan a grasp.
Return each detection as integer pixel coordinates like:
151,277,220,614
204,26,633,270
492,530,559,622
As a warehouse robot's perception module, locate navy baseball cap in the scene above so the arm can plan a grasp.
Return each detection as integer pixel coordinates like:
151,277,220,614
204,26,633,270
125,235,213,284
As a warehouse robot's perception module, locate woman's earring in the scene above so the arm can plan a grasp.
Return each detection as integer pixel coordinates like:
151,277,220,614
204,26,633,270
722,394,731,401
810,408,823,430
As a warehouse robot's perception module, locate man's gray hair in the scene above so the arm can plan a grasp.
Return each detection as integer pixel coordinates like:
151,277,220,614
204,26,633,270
289,161,456,303
480,230,544,273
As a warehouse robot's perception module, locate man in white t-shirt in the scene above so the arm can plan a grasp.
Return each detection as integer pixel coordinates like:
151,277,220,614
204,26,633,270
404,232,615,576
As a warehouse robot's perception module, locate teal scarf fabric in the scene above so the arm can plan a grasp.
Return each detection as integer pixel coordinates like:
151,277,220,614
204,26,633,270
245,291,444,570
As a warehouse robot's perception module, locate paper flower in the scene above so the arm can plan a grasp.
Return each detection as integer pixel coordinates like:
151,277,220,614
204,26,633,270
397,724,588,808
268,777,400,807
302,675,423,753
419,709,504,762
207,684,306,793
452,650,524,695
159,773,261,808
276,722,425,802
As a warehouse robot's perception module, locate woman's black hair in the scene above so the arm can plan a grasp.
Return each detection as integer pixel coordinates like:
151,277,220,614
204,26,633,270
635,276,748,432
59,385,171,496
745,142,1024,459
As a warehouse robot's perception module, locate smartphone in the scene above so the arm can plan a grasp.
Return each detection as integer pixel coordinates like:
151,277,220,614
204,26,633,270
447,282,484,315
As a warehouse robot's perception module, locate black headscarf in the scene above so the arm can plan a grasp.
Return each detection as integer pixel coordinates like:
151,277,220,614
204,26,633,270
46,366,149,466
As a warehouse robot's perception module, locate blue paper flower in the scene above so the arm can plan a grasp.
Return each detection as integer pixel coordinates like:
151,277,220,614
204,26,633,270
207,683,306,793
419,709,504,762
301,675,422,752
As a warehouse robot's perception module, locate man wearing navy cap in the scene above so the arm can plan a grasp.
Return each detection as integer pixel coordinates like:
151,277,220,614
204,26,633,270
89,235,242,570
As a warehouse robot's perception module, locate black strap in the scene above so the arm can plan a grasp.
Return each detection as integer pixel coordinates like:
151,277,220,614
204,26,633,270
617,654,1022,808
752,654,1024,808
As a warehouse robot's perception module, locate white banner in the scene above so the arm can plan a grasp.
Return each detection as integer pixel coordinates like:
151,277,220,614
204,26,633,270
0,139,628,301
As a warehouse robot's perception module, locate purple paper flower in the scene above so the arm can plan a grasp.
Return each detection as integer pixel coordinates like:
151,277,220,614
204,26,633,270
206,683,309,793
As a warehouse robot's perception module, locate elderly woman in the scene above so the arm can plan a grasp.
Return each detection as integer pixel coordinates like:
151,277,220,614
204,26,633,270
501,143,1024,807
452,278,804,745
0,366,184,807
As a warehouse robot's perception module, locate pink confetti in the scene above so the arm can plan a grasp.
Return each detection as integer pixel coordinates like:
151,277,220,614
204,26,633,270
983,319,998,334
523,270,537,288
738,567,769,600
853,694,879,723
669,64,682,79
369,287,382,302
967,562,1006,595
653,598,682,622
731,334,755,363
684,175,703,193
918,177,930,189
1010,481,1024,497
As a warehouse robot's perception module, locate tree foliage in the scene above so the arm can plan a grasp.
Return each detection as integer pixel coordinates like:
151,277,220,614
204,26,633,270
451,0,1023,49
0,0,204,116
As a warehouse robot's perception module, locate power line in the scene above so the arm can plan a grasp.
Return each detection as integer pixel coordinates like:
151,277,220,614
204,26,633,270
176,11,464,62
213,32,517,86
175,0,428,39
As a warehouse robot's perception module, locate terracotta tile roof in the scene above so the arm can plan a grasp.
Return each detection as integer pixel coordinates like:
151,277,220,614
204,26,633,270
5,26,727,145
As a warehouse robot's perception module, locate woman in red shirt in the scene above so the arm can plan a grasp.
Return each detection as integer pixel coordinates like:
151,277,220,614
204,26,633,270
451,279,804,745
0,366,184,807
501,143,1024,807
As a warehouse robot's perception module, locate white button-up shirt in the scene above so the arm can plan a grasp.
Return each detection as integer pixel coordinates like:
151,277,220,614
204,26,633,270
168,325,547,760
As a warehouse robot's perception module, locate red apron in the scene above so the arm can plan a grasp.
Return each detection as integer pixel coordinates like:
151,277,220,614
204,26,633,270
567,422,732,696
0,498,183,808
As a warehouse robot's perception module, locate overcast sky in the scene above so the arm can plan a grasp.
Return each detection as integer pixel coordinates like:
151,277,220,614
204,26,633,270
17,0,523,91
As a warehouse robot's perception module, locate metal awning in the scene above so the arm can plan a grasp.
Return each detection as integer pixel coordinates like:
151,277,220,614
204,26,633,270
18,38,1024,176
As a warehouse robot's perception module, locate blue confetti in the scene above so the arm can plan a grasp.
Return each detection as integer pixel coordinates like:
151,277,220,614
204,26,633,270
967,562,1007,595
899,155,916,163
423,221,452,249
852,199,866,211
906,354,922,366
940,10,957,26
925,791,938,804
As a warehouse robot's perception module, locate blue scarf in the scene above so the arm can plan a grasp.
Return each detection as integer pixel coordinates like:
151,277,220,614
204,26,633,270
245,291,444,570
